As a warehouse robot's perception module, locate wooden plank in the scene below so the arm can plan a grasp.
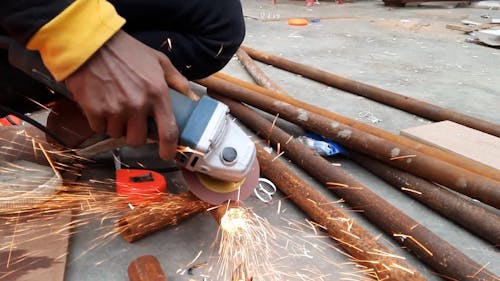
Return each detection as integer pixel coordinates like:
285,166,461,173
401,120,500,170
0,210,71,281
446,23,500,33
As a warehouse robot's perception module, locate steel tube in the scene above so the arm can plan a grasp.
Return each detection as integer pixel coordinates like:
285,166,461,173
128,255,168,281
117,192,212,242
211,72,500,183
240,46,500,138
210,94,497,280
350,152,500,245
255,144,426,280
235,48,286,94
199,76,500,208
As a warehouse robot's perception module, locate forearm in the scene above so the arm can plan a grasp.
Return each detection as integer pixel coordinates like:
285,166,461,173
1,0,125,81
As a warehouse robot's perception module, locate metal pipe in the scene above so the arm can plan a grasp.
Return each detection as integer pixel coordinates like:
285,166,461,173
255,144,426,280
350,152,500,245
128,255,168,281
209,93,497,280
198,76,500,209
240,46,500,138
211,72,500,183
233,53,500,245
119,196,252,279
235,48,286,94
117,192,212,242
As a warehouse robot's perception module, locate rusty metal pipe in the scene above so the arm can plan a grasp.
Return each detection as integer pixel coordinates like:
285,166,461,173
117,193,243,243
210,94,498,280
199,76,500,208
240,46,500,138
255,144,426,280
232,55,500,245
210,73,500,183
128,255,168,281
235,48,286,94
350,152,500,245
117,192,212,242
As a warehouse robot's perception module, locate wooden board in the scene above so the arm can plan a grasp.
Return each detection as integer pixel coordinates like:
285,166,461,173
446,23,499,33
401,120,500,170
0,210,71,281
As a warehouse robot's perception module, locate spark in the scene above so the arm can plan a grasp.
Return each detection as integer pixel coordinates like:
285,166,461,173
326,182,349,188
401,187,422,195
389,154,417,160
390,263,415,275
326,182,363,190
215,44,224,57
31,138,38,158
367,249,406,260
178,250,205,275
271,151,285,161
25,97,52,112
177,145,205,156
340,229,360,240
266,113,280,147
220,208,250,234
160,37,173,51
306,198,318,205
207,204,224,212
212,207,362,281
331,236,365,253
6,212,20,268
393,234,433,256
38,143,61,179
305,219,319,235
467,262,490,278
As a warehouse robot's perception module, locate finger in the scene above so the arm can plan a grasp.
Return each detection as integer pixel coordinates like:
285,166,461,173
85,112,107,133
185,89,200,101
125,112,148,147
153,96,178,160
157,54,196,99
107,115,127,138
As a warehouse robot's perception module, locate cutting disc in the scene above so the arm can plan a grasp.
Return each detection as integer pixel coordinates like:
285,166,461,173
183,156,260,205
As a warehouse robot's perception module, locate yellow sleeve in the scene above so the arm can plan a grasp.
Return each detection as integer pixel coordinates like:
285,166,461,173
26,0,126,81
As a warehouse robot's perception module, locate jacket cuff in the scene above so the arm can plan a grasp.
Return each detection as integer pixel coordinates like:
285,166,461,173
26,0,126,81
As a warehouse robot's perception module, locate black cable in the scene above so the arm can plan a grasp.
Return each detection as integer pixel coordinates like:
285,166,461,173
0,104,69,147
5,115,19,125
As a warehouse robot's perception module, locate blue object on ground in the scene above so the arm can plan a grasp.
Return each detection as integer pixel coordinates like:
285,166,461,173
299,132,347,157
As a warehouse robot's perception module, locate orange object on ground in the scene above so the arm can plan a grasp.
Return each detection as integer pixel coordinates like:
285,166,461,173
0,115,21,126
116,169,167,205
288,18,308,26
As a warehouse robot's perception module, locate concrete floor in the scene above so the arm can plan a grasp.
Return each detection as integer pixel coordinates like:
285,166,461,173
65,1,499,280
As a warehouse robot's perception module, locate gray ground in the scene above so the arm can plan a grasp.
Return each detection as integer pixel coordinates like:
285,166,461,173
65,1,499,280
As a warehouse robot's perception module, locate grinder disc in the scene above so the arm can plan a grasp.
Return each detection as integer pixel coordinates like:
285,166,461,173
183,156,260,205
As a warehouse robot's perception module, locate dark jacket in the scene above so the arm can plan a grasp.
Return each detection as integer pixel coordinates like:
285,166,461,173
0,1,71,44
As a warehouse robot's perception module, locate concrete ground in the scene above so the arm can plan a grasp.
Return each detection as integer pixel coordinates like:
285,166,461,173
65,1,499,280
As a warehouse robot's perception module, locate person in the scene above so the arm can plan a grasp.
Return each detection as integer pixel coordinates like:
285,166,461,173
0,0,246,160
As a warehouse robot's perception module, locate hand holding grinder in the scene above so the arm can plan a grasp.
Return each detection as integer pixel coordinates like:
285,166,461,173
2,36,259,205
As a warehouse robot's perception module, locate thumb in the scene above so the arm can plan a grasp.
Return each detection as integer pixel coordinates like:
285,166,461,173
157,53,199,101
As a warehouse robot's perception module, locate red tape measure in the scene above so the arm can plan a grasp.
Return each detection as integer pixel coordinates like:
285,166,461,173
116,169,167,205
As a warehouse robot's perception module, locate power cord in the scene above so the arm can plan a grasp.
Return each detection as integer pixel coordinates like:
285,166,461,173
0,104,68,147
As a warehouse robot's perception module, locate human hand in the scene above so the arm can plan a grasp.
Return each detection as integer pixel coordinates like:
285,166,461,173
65,30,195,160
